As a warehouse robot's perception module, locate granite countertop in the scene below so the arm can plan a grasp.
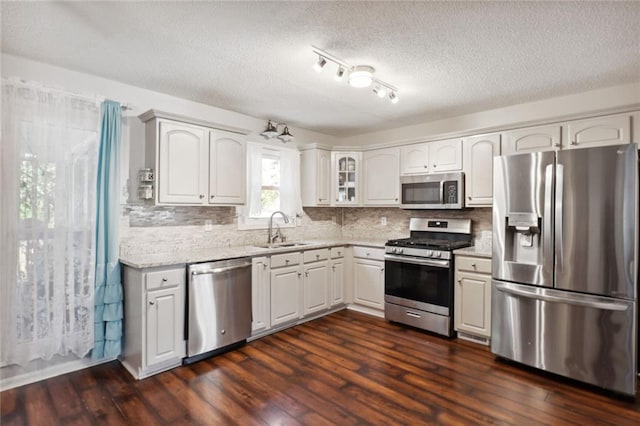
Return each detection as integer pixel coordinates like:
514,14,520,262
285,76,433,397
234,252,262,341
120,238,387,269
453,246,492,259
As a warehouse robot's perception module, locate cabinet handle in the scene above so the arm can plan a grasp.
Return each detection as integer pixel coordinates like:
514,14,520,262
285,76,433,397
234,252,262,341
305,271,309,277
149,301,155,306
162,277,168,282
316,254,320,260
457,279,462,284
263,263,267,270
380,268,384,273
395,198,398,202
285,259,290,264
332,265,336,271
472,263,477,268
366,252,370,256
571,141,578,145
338,251,342,256
297,272,302,278
468,196,472,200
210,195,215,199
336,198,339,202
433,164,437,168
555,143,561,147
424,165,428,168
199,194,205,199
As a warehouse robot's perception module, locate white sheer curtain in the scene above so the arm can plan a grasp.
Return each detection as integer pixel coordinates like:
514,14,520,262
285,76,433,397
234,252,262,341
1,79,101,366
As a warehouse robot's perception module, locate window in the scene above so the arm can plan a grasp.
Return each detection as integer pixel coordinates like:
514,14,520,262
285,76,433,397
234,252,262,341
237,142,302,230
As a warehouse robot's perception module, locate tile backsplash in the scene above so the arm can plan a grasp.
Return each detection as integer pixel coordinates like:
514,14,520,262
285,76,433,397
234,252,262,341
120,204,492,257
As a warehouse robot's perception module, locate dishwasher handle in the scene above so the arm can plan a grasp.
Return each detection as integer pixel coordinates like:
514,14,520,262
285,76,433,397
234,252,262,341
191,261,252,276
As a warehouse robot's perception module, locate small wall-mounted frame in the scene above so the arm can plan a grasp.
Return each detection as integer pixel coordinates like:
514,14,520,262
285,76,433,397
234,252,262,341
138,168,154,200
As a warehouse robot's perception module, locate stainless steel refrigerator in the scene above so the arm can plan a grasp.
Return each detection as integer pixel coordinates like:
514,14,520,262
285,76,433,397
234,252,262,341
492,143,638,396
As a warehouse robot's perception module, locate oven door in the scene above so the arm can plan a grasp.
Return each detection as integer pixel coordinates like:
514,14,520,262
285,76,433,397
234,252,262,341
384,254,453,315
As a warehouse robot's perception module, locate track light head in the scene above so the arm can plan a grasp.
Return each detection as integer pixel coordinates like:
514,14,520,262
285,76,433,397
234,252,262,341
389,91,399,104
335,66,346,81
348,65,375,88
313,56,327,72
373,85,387,98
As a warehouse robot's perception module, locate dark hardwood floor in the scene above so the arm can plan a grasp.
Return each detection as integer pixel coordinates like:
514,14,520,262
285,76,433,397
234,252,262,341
2,309,640,425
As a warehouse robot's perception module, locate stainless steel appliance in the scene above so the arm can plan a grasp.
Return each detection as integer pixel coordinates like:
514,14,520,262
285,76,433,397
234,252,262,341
400,172,465,209
184,257,252,364
492,143,638,396
385,218,472,336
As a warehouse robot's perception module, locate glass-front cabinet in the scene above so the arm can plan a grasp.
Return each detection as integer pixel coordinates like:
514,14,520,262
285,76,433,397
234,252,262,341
332,152,362,205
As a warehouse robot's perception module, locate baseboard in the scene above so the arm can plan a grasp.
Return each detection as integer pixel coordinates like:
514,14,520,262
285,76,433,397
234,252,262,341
0,356,116,391
457,331,490,346
346,304,385,318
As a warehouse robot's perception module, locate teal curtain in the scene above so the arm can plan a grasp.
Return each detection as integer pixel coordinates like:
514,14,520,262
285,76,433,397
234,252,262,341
93,100,123,359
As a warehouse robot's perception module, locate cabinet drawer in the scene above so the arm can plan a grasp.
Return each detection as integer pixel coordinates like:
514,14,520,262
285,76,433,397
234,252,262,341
146,267,185,290
303,248,330,263
270,252,302,268
352,246,385,261
456,256,491,274
330,246,345,259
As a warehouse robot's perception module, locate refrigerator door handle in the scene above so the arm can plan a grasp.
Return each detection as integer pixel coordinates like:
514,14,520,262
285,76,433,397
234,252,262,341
495,282,630,311
543,164,554,268
555,164,564,271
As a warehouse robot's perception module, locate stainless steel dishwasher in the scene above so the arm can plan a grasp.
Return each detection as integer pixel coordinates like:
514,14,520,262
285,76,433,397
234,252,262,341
184,257,252,364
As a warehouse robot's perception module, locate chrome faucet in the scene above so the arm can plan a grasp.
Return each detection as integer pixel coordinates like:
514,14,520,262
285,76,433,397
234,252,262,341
268,211,289,243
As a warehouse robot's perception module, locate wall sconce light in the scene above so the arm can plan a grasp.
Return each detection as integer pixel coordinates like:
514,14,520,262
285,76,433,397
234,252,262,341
311,45,399,104
261,120,295,143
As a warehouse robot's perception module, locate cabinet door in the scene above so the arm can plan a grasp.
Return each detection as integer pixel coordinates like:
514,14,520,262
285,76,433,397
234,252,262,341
463,134,501,207
303,261,329,315
270,265,302,326
353,259,384,309
565,114,631,149
330,259,345,306
429,139,463,172
454,271,491,338
503,124,561,154
251,257,270,334
400,143,429,175
363,147,400,205
158,121,208,204
301,149,331,206
333,152,361,205
146,286,184,367
209,130,246,204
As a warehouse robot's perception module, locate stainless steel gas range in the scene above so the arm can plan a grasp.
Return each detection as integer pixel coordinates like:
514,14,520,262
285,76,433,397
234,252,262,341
384,218,472,336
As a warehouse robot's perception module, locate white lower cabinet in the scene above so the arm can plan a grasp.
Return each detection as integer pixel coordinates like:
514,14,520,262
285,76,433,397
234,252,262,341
121,265,186,379
352,246,385,314
330,247,345,306
251,257,270,335
454,255,492,344
270,263,303,327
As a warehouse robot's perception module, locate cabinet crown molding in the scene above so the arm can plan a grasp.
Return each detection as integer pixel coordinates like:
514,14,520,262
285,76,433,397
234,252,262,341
139,109,251,135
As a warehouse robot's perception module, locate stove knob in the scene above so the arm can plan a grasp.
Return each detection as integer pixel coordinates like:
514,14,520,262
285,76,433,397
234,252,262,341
398,248,404,254
427,251,433,257
435,252,442,258
392,248,397,254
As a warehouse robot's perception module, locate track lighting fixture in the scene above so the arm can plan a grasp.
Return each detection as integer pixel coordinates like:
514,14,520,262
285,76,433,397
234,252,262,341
313,56,327,72
261,120,295,143
311,45,399,104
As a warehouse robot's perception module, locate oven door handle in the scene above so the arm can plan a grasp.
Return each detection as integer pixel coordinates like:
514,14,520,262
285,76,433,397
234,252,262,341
384,254,450,268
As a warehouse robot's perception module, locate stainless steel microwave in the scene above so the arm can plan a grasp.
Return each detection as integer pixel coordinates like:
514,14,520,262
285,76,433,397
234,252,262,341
400,172,465,209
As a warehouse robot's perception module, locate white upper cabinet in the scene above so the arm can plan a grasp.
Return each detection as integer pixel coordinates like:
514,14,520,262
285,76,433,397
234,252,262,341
564,113,631,149
502,124,562,155
429,139,463,172
301,148,331,207
400,139,462,175
332,152,362,205
208,130,246,204
158,121,209,204
463,133,501,207
142,111,248,206
363,147,400,206
400,144,429,174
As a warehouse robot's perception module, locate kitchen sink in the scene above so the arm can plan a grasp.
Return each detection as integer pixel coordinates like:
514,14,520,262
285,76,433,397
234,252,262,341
253,242,309,249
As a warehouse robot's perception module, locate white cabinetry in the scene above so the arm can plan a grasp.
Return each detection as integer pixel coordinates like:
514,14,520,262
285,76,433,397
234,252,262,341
330,247,345,306
351,246,385,316
503,123,561,154
301,148,331,207
454,255,491,344
503,112,637,155
251,257,270,335
141,112,247,206
302,249,330,315
332,152,362,205
400,139,462,175
363,147,400,206
270,252,303,327
121,265,186,379
463,133,501,207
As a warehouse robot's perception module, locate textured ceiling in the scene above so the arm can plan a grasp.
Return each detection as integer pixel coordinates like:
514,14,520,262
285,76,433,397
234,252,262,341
2,1,640,137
